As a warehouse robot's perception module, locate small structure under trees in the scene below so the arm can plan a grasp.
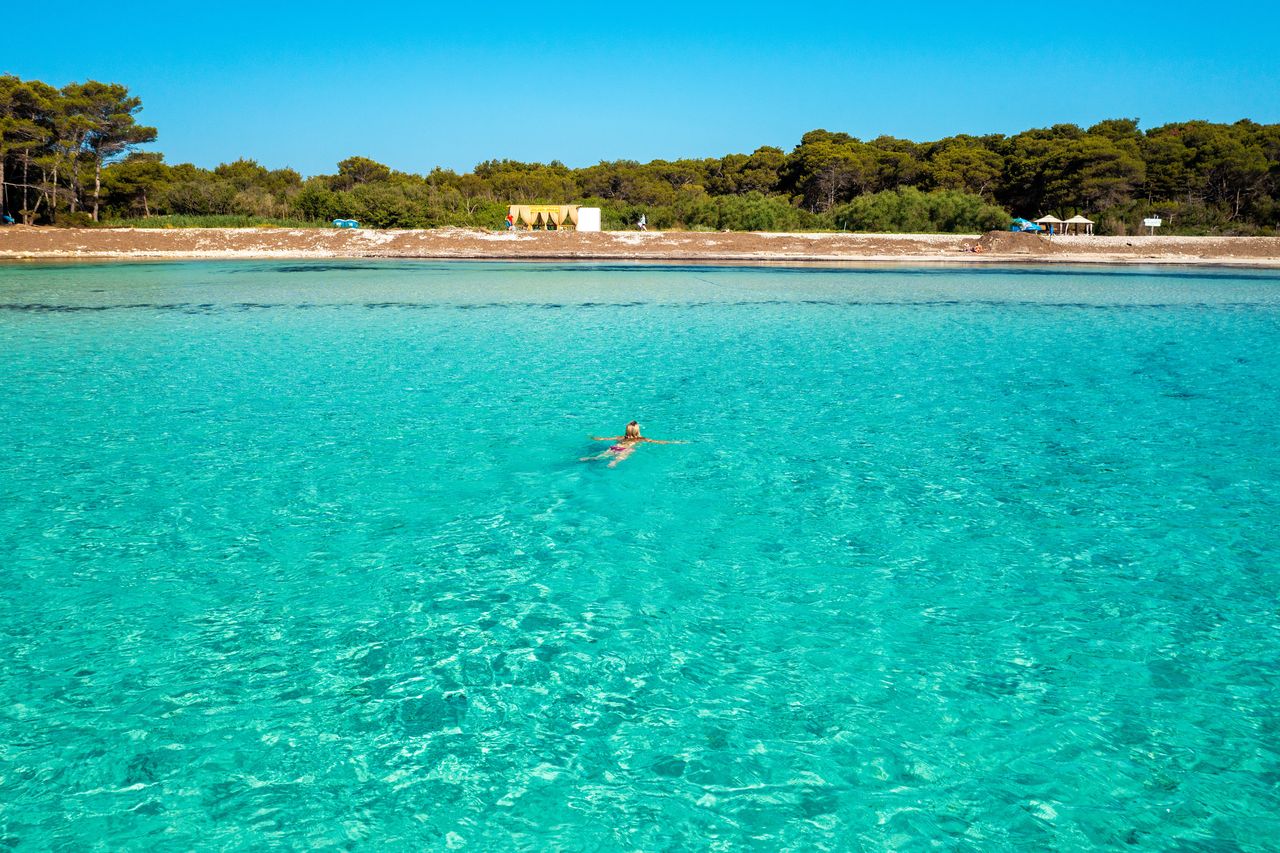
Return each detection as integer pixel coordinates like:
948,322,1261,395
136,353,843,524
1063,215,1095,235
1034,214,1064,235
508,204,580,230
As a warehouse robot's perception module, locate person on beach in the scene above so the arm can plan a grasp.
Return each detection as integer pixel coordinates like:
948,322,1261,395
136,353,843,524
637,213,647,231
582,421,683,467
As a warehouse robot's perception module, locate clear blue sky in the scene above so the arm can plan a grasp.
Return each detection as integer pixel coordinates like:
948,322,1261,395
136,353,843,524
8,1,1278,176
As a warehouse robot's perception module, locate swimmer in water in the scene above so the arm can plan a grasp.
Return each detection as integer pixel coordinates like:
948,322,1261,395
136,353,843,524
582,421,684,467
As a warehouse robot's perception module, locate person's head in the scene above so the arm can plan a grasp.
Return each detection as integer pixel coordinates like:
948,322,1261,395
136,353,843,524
624,421,641,439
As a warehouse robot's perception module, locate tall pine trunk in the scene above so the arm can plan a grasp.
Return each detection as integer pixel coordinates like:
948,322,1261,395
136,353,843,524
0,156,6,218
22,149,29,222
93,159,101,222
71,158,80,212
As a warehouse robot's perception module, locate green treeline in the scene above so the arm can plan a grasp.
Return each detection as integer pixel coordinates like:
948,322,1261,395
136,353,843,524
3,74,1278,234
0,76,156,224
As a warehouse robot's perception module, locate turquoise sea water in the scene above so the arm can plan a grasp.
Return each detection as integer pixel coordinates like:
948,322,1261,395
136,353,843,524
1,260,1279,850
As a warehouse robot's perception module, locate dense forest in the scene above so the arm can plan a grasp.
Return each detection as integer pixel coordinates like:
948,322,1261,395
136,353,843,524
3,74,1278,234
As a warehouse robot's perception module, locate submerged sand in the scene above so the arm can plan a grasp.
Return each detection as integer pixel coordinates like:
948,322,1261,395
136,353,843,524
2,226,1279,266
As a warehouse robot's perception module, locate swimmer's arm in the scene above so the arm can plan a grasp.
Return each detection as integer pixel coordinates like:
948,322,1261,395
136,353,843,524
642,438,688,444
590,435,624,441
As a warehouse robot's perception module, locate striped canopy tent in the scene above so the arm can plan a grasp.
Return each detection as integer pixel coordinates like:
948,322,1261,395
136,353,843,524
509,204,580,230
1064,214,1095,235
1034,215,1064,235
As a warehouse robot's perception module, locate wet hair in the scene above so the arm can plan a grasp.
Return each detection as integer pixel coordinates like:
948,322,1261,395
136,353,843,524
624,421,641,439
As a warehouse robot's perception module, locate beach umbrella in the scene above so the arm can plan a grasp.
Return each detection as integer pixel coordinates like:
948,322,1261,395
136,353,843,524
1035,215,1064,235
1063,215,1094,235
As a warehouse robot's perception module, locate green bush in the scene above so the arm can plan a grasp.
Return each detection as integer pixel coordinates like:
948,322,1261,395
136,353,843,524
461,200,513,229
53,211,96,228
712,193,818,231
345,184,425,229
290,184,344,222
590,193,824,232
832,188,1009,233
161,179,239,216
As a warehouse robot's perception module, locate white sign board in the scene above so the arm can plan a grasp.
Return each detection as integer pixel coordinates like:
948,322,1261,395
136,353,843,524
577,207,602,232
1143,218,1162,227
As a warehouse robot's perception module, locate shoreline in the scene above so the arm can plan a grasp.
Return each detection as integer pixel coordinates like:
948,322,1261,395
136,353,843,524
2,226,1279,268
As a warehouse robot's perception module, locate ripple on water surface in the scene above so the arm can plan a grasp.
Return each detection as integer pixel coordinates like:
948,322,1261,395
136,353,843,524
1,261,1279,849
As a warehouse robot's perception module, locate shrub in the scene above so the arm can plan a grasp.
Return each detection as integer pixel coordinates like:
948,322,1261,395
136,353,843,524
713,193,813,231
53,211,96,228
832,188,1009,233
290,183,344,222
161,179,240,216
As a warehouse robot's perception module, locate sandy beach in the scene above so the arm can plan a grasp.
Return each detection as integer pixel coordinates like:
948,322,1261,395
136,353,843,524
2,226,1279,266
